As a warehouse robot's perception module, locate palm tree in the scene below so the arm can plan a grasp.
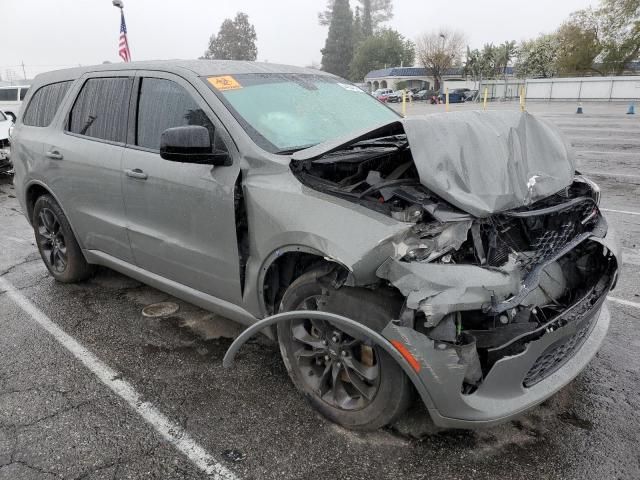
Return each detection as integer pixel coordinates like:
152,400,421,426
496,41,517,99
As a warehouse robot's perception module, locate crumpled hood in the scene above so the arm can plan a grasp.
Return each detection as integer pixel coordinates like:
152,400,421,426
403,111,576,217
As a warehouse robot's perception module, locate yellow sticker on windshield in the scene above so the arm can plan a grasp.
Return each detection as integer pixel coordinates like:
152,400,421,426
207,75,242,91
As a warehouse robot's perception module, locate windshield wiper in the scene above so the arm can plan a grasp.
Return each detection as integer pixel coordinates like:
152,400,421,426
275,143,319,155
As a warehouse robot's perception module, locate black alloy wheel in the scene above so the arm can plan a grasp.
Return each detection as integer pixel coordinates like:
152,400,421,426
277,267,413,430
32,194,94,283
36,207,68,273
289,295,381,411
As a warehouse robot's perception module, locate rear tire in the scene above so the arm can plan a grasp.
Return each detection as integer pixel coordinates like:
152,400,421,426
33,195,94,283
277,268,413,430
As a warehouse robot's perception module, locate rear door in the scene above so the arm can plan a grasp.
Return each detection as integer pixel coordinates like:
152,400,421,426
49,72,135,263
121,71,243,304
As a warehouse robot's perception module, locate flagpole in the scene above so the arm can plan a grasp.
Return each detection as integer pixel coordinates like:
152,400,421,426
113,0,131,62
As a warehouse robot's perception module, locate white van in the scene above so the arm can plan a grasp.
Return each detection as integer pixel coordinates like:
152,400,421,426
0,85,30,122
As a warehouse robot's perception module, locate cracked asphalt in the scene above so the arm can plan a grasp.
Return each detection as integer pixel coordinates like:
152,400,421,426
1,101,640,479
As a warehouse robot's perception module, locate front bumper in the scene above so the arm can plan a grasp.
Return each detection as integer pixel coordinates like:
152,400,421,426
382,295,611,428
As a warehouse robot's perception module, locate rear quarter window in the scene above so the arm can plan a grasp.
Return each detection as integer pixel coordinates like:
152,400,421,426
68,77,132,143
19,88,29,100
22,82,73,127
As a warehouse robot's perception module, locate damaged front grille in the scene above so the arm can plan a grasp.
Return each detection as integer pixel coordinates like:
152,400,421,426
521,275,608,387
483,197,599,270
523,319,593,387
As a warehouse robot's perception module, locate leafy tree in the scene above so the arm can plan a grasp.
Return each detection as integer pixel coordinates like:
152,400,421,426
202,12,257,61
319,0,393,33
514,34,560,78
349,28,415,80
416,29,466,90
321,0,354,78
555,9,603,75
598,0,640,74
479,43,498,79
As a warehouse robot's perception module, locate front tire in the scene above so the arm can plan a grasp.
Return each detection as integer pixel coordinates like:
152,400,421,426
33,195,94,283
277,268,413,430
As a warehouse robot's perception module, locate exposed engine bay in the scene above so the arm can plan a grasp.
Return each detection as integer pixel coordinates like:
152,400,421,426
290,119,618,394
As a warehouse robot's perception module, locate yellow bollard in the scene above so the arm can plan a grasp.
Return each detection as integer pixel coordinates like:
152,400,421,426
520,85,526,112
483,87,488,110
445,88,449,112
402,90,407,117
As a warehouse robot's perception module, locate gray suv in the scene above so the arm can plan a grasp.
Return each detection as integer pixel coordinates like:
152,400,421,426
11,60,619,430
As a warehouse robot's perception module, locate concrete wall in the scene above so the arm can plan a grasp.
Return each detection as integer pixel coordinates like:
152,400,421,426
478,76,640,101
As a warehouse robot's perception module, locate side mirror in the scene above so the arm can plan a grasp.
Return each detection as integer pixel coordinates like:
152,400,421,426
160,125,230,166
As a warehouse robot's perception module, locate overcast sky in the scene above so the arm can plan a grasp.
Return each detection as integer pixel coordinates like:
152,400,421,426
2,0,595,80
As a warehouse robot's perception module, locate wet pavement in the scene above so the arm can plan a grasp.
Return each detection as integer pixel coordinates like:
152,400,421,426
1,101,639,479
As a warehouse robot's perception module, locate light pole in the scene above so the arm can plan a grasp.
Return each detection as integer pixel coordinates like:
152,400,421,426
438,33,446,93
112,0,124,10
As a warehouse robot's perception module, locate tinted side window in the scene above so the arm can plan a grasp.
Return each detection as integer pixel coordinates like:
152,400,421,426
19,88,29,100
22,82,72,127
68,77,132,143
0,89,18,101
136,78,223,152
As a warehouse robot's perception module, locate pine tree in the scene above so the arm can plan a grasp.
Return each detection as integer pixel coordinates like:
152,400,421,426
353,6,364,46
321,0,354,78
362,0,374,37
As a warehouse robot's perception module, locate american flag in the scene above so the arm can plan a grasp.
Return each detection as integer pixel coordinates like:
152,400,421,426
118,11,131,62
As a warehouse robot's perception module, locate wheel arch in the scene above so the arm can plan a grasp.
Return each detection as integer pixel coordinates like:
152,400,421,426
257,245,352,316
24,181,86,251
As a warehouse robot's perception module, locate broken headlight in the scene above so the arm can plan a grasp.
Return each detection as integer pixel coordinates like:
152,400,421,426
575,175,601,205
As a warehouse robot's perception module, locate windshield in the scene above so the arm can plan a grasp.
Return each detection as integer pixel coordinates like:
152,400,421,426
203,73,399,153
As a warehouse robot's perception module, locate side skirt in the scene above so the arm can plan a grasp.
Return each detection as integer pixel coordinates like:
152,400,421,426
84,249,260,330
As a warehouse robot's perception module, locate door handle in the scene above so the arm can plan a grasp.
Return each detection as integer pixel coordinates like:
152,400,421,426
45,150,63,160
125,168,148,180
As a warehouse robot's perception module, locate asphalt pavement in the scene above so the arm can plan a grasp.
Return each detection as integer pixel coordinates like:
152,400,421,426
1,101,639,479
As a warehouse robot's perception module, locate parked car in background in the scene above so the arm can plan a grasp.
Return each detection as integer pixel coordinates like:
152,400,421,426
10,60,619,432
439,89,468,104
0,85,30,122
372,88,393,102
0,110,12,174
387,90,412,103
414,90,438,101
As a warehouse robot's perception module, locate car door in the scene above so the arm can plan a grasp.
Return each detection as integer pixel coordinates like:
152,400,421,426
121,72,243,304
43,73,135,263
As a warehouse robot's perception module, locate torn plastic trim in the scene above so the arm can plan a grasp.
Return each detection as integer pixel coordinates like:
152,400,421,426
222,310,435,410
377,257,522,327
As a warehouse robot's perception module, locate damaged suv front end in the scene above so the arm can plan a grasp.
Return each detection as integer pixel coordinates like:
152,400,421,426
280,110,620,427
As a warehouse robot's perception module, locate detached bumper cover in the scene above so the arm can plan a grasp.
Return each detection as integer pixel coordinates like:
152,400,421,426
382,295,610,428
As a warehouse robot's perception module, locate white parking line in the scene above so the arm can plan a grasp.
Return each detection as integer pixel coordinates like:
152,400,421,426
0,277,238,480
608,296,640,310
582,171,640,180
601,208,640,217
